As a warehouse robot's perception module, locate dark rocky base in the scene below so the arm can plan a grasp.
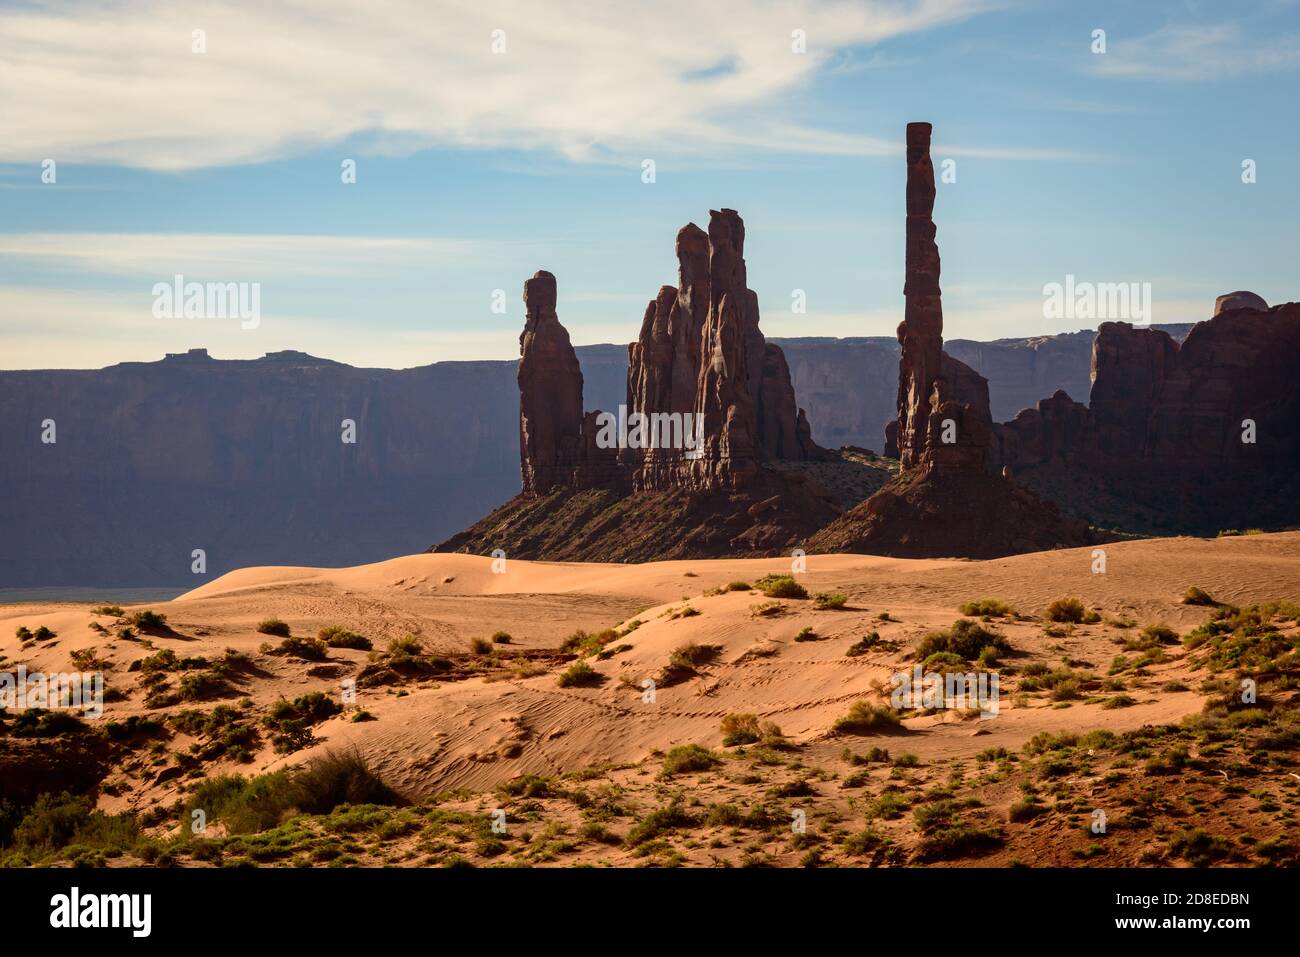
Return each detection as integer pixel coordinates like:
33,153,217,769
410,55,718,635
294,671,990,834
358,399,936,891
433,467,842,562
804,466,1096,559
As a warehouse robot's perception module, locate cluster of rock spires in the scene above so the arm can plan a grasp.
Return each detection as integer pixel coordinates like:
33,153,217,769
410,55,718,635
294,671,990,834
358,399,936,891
439,209,841,561
517,210,826,500
442,121,1298,562
805,123,1092,558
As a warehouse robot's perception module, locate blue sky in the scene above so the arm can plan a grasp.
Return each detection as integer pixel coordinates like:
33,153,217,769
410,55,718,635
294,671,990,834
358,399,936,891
1,0,1298,368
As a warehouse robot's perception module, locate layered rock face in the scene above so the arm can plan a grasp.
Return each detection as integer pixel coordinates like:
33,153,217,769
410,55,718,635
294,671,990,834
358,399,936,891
992,296,1300,532
807,122,1092,558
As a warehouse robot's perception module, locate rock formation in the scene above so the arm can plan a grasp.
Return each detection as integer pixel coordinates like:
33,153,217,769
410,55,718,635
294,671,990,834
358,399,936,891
991,295,1300,533
518,271,585,495
806,122,1092,558
439,210,842,561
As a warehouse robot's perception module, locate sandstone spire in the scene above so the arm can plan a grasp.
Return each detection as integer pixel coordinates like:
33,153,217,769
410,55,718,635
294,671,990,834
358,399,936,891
518,270,584,495
896,122,944,470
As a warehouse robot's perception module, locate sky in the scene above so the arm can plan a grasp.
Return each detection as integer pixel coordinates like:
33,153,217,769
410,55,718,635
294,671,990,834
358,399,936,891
1,0,1298,370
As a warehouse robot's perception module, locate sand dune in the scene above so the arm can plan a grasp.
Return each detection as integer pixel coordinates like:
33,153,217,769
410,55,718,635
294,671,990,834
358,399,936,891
5,532,1296,816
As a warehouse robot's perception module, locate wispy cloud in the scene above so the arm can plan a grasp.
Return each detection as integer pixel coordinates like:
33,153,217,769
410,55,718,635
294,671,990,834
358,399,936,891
1090,22,1300,81
0,0,1060,171
0,233,487,277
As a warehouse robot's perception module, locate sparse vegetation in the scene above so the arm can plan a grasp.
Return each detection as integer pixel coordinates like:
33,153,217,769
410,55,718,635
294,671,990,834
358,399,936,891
754,574,808,600
1182,586,1217,606
256,618,290,638
557,661,601,688
832,701,901,735
319,626,372,651
958,598,1015,617
915,619,1010,662
1044,597,1086,623
813,592,847,610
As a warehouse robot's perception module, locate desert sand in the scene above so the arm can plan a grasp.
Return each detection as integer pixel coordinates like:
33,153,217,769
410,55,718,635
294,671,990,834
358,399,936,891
3,532,1297,866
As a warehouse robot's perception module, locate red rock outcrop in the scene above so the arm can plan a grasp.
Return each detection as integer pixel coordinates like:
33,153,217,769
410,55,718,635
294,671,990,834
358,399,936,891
806,122,1092,558
894,122,945,470
517,270,587,495
439,212,842,561
993,298,1300,534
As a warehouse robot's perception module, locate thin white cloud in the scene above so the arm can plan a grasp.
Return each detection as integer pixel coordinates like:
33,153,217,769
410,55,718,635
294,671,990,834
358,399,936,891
0,0,1055,171
0,233,485,277
1090,22,1300,81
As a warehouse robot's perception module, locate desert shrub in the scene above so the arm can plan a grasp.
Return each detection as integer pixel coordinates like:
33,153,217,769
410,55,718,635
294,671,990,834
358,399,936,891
721,713,761,746
177,670,232,702
1102,694,1136,709
90,605,124,617
130,610,168,631
33,626,56,641
813,592,847,610
832,701,901,735
1168,828,1234,865
754,575,808,599
387,635,424,657
490,631,512,644
922,650,966,670
750,601,787,617
915,824,1004,862
183,752,397,835
557,661,601,688
256,618,290,638
793,626,819,642
7,709,88,738
660,744,720,777
725,581,752,592
1182,586,1217,606
1140,622,1180,645
6,792,139,861
560,628,621,657
271,636,328,662
318,626,372,651
1008,798,1044,823
626,800,695,846
916,619,1010,661
958,598,1015,617
660,642,721,685
846,633,881,657
14,626,32,641
469,636,493,655
264,692,342,753
1044,597,1086,623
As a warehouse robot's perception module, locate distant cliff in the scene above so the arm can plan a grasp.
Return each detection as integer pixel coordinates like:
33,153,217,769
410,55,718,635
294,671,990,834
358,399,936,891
0,325,1192,587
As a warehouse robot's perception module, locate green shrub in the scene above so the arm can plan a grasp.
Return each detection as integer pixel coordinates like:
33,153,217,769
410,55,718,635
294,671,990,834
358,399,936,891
626,801,695,846
318,626,371,651
33,626,56,641
130,610,169,631
660,744,720,777
793,626,819,642
754,575,808,599
916,619,1010,661
1044,597,1086,623
264,692,342,753
725,581,752,592
490,631,512,644
90,605,124,617
832,701,901,735
256,618,290,638
272,636,328,661
721,713,761,746
660,642,721,685
387,634,424,657
958,598,1015,617
1182,586,1216,606
813,592,847,610
846,633,880,657
469,636,493,655
557,661,601,688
